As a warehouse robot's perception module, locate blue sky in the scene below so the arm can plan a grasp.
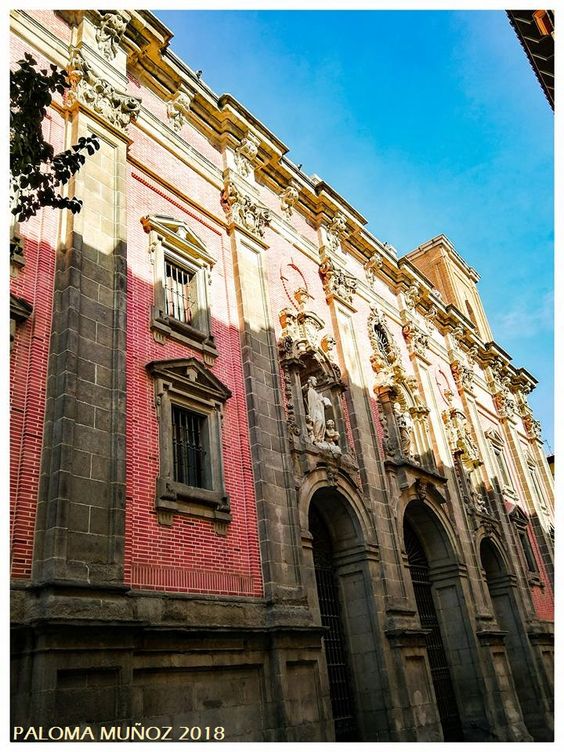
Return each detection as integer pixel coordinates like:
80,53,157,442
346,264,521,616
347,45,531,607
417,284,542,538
155,9,554,449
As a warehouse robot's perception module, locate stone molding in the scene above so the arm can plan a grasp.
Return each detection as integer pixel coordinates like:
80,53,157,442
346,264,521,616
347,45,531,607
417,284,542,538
167,90,194,133
94,11,129,61
280,181,299,218
221,177,271,239
319,253,357,308
66,46,141,131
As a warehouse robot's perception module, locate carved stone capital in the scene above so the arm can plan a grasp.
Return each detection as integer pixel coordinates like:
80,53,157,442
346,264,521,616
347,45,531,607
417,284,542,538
403,283,421,311
167,90,194,133
402,318,429,357
221,179,271,239
364,251,383,287
325,212,348,251
442,406,481,468
319,254,357,306
451,359,475,394
66,46,141,131
280,181,299,218
94,11,129,60
235,131,260,177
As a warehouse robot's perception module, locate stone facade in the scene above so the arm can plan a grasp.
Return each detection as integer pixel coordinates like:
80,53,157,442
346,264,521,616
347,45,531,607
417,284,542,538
10,10,554,742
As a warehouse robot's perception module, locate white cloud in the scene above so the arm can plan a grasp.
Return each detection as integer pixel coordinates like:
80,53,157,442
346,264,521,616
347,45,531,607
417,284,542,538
494,290,553,339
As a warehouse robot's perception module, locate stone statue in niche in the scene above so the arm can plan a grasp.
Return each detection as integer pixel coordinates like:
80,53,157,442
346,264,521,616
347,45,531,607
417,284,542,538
325,420,340,446
395,404,414,457
303,376,332,443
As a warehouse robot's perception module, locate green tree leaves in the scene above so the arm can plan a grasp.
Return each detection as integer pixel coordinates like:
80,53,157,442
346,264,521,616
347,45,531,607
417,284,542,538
10,53,100,222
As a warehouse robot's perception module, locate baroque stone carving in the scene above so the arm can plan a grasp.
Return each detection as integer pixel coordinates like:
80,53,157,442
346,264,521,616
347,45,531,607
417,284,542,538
403,283,421,311
221,179,271,239
280,181,299,218
325,212,348,251
367,306,405,388
401,318,429,357
488,360,515,419
167,91,193,133
319,254,357,306
395,405,414,456
442,405,481,469
364,251,383,287
67,47,141,131
235,132,260,178
95,11,128,60
451,359,475,393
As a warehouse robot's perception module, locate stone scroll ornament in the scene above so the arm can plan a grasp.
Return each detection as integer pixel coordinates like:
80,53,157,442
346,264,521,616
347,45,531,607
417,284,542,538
221,179,271,238
66,47,141,132
95,11,128,61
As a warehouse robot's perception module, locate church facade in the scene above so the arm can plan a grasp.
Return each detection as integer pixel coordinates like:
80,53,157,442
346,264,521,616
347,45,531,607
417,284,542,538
10,10,554,742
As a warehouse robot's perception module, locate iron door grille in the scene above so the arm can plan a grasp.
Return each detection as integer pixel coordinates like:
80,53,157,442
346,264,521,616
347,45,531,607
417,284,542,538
310,506,359,742
405,521,464,742
171,405,206,488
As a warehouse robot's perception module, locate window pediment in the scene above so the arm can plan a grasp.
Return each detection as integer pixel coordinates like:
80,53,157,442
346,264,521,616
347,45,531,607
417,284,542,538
147,358,232,404
141,214,215,267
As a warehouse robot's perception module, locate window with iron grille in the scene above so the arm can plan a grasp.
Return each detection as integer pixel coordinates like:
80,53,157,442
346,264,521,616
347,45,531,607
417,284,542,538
518,531,538,573
149,357,232,528
165,259,196,325
143,214,217,362
171,405,207,488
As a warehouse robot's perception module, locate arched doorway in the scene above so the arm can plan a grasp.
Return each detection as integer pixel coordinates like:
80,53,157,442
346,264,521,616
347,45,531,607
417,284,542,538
404,518,463,741
480,537,551,740
309,502,359,741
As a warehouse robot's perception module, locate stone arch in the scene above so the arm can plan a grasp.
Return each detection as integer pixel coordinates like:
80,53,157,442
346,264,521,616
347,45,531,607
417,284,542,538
298,466,374,546
401,496,489,740
479,537,553,740
299,472,387,741
397,483,462,564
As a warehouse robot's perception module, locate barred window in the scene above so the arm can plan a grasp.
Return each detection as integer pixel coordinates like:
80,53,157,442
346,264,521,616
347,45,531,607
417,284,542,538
171,405,206,488
518,531,537,573
373,324,389,357
165,259,196,324
142,214,217,361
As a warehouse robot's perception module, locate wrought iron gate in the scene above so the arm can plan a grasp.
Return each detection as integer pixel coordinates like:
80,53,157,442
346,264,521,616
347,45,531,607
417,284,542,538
310,505,359,742
404,520,464,741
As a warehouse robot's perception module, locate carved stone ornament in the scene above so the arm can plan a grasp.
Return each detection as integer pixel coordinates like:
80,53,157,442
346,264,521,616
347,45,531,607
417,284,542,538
325,212,348,251
395,403,414,457
278,307,340,380
522,414,542,442
280,181,299,218
221,179,271,239
95,11,128,60
302,376,342,456
451,359,475,393
488,361,515,419
319,254,357,306
167,91,193,133
235,132,260,178
402,318,429,357
442,406,481,468
403,283,421,311
364,251,383,287
66,47,141,131
368,306,405,388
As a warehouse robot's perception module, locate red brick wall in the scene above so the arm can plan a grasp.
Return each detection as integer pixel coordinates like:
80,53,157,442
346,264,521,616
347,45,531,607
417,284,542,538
124,162,263,596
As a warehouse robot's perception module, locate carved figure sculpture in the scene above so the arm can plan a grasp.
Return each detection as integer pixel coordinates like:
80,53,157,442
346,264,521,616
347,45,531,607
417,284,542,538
395,406,413,456
325,420,340,446
303,376,331,443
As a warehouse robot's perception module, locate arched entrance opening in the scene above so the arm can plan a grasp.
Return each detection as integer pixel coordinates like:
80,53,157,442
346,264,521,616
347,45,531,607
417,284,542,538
403,517,463,741
479,537,550,740
309,502,358,741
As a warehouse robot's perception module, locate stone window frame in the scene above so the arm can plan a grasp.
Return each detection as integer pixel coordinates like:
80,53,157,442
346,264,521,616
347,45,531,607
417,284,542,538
147,357,232,528
10,293,33,350
142,214,218,363
525,455,549,516
509,506,541,584
485,428,516,498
